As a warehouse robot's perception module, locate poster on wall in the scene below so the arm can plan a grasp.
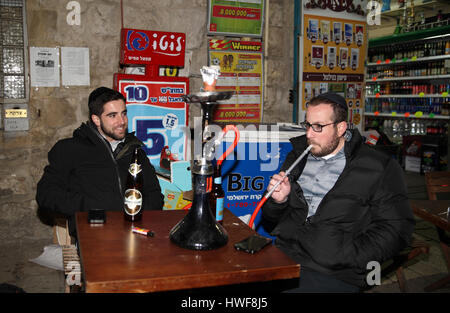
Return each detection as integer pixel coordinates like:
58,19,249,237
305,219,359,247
208,39,263,123
207,0,264,37
61,47,90,86
29,47,60,87
116,78,189,171
300,0,367,131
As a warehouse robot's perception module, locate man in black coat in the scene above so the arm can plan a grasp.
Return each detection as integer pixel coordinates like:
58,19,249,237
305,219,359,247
36,87,164,237
262,92,415,292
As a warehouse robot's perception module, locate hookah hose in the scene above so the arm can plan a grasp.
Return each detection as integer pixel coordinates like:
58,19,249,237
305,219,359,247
182,125,240,210
248,145,313,229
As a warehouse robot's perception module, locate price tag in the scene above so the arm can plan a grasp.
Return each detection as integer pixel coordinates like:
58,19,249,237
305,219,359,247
391,58,396,63
372,77,377,81
375,93,380,98
429,113,435,118
419,92,425,97
385,59,391,64
391,111,397,116
402,57,408,62
414,111,423,117
374,111,380,116
376,60,382,64
442,91,449,97
404,112,410,117
411,56,417,61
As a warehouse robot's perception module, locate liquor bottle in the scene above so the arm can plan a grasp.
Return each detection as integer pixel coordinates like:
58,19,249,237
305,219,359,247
209,165,225,224
123,147,144,222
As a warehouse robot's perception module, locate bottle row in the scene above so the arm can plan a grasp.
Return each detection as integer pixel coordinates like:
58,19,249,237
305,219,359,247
366,83,449,96
368,38,450,63
366,60,448,79
364,97,450,116
365,117,448,142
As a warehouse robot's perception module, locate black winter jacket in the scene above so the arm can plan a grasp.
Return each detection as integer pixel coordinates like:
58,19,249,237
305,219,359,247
36,122,164,236
261,129,415,288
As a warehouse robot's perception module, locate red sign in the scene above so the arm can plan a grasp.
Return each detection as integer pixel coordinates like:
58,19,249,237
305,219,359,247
120,28,186,67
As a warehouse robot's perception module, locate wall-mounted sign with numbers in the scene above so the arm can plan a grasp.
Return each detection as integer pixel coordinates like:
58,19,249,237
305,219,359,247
115,74,189,170
207,0,265,37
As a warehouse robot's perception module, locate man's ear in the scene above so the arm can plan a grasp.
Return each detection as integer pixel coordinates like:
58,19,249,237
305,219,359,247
337,121,348,137
91,114,101,127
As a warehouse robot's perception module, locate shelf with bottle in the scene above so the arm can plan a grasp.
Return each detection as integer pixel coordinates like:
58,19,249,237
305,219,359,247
365,115,448,144
366,59,450,81
366,81,449,97
364,96,450,120
368,34,450,63
367,54,450,67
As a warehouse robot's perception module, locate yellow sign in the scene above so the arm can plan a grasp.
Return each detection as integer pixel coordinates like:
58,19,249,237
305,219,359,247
5,109,27,118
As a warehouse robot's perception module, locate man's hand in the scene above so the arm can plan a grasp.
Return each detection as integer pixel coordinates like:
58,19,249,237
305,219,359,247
267,171,291,204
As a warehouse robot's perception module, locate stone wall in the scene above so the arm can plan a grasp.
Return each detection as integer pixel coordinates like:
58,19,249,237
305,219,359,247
0,0,294,245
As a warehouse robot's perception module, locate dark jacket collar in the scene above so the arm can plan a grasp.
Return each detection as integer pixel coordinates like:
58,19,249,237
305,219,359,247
73,121,144,159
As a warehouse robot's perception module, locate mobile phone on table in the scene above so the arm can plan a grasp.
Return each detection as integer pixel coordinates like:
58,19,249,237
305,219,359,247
234,234,272,254
88,209,106,224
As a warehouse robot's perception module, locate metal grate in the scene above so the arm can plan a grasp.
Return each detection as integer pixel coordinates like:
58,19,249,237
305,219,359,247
0,0,25,100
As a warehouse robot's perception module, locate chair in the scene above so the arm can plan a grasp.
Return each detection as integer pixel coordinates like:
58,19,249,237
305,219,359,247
380,238,430,292
423,171,450,292
53,218,82,293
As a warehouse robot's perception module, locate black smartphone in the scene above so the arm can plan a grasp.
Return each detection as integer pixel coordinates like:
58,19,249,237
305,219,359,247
234,234,272,254
88,209,106,224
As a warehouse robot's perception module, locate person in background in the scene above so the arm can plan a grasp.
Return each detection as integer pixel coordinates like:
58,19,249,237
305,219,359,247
36,87,164,237
262,92,415,292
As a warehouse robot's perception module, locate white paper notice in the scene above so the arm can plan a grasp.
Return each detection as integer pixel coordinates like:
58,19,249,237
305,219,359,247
61,47,90,86
30,47,60,87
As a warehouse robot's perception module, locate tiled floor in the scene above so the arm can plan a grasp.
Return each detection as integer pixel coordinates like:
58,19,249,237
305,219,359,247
0,172,448,293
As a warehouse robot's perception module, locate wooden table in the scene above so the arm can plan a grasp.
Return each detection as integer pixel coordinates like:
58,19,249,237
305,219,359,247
410,199,450,291
76,209,300,293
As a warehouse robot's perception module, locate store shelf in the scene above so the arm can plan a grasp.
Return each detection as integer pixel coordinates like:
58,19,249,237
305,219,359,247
366,94,448,98
378,0,442,20
367,54,450,67
365,112,449,120
369,24,450,47
366,74,450,83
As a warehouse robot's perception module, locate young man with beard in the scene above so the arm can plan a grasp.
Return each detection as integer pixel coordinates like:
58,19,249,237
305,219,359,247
262,92,415,292
36,87,164,238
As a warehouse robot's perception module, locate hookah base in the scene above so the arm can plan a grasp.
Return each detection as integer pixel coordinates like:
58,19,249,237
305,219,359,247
169,218,228,250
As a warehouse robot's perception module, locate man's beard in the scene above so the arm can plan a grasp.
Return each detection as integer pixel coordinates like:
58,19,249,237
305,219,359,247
307,133,341,157
100,122,126,141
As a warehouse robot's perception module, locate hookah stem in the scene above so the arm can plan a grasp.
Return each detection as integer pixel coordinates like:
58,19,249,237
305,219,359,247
182,125,240,211
248,145,313,229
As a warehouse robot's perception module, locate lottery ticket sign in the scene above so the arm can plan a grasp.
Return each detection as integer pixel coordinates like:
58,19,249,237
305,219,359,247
114,74,189,168
208,39,263,123
207,0,264,37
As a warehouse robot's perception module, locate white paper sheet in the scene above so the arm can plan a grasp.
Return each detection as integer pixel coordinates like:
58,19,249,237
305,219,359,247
29,47,60,87
61,47,90,86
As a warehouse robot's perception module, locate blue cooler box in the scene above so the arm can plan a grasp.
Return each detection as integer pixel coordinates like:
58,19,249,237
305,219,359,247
217,125,304,238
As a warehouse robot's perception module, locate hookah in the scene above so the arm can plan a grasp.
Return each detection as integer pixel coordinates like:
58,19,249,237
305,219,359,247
169,88,240,250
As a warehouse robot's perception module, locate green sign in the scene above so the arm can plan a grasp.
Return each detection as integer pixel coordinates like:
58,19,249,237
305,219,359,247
207,0,264,37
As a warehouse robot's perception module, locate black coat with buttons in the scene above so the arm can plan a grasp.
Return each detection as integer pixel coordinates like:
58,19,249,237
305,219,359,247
261,129,415,288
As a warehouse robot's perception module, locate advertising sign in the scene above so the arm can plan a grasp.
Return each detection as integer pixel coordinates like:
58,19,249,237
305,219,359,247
207,0,264,37
116,75,189,169
208,39,263,123
302,14,367,130
219,129,304,237
120,28,186,67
